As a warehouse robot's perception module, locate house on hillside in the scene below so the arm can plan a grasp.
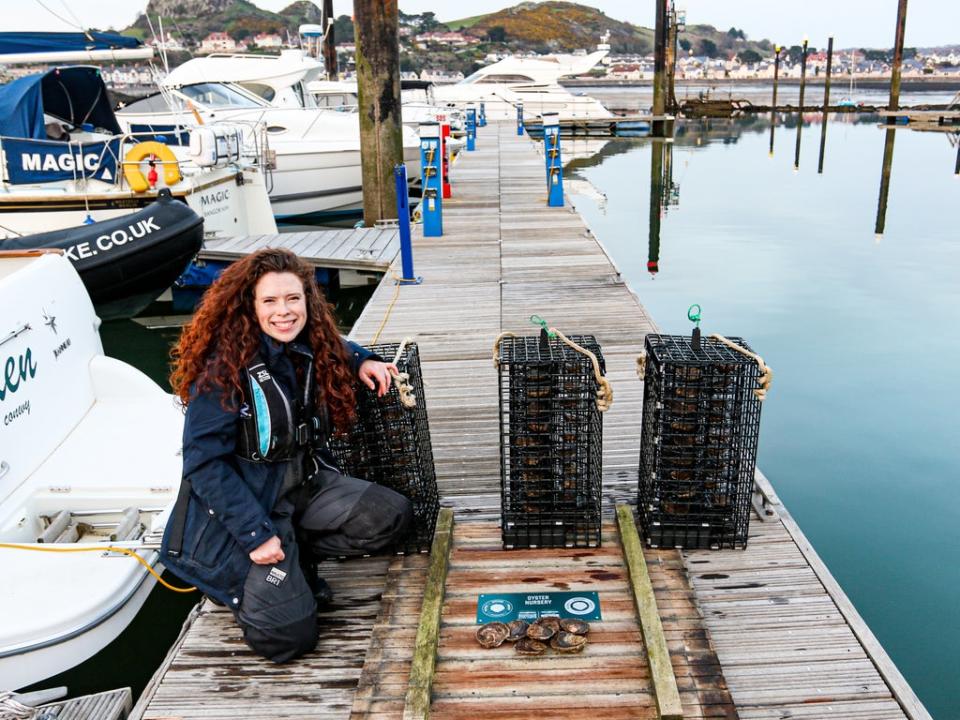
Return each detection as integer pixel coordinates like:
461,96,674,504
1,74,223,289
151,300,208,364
413,31,478,48
198,32,246,54
252,33,283,49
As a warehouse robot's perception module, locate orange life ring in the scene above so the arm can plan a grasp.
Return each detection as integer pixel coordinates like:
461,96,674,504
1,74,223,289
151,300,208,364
122,141,181,193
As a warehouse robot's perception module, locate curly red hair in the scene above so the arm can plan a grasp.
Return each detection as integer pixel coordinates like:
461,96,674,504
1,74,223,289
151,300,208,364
170,248,356,429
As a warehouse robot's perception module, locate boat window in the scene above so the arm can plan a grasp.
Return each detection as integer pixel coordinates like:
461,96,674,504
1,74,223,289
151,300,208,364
179,83,262,108
241,82,276,102
477,74,535,84
120,92,182,114
315,94,357,109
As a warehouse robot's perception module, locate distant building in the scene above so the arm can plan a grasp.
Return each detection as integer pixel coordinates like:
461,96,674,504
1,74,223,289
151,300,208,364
252,33,283,49
199,32,246,54
414,31,478,48
148,35,185,52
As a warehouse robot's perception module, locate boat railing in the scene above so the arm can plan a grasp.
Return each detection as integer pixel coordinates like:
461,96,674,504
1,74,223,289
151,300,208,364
0,127,267,192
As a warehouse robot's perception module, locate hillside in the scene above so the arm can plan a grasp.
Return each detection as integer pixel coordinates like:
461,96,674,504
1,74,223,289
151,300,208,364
449,2,773,57
128,0,320,45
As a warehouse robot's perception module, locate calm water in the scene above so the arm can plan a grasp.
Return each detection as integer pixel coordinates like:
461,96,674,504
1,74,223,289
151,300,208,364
566,112,959,719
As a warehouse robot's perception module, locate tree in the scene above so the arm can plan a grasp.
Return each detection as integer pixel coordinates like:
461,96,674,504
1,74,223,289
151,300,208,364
418,12,442,32
739,49,761,65
697,38,718,58
333,14,353,42
679,37,691,52
727,27,745,40
486,25,507,43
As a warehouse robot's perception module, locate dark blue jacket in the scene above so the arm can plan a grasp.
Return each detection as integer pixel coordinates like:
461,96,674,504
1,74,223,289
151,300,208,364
160,334,375,608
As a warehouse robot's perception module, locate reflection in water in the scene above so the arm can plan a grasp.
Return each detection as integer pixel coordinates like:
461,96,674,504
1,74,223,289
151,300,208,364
875,128,897,237
817,111,830,174
769,109,777,156
794,112,803,169
647,140,679,277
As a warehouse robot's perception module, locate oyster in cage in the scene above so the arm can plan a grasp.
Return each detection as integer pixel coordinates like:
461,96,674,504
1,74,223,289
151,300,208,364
515,638,548,656
559,618,590,635
505,620,529,642
550,631,588,654
476,622,510,648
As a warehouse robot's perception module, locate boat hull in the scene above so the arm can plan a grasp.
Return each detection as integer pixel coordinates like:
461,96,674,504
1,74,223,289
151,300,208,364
0,193,203,319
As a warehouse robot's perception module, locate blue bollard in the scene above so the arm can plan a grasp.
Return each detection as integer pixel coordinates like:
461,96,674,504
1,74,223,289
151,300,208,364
466,106,477,152
393,164,420,283
479,101,487,127
419,121,443,237
542,111,564,207
517,102,524,136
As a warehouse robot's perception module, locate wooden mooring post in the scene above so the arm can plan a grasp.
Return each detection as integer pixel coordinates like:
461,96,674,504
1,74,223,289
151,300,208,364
354,0,404,225
322,0,337,80
769,45,781,155
888,0,909,123
651,0,669,137
818,36,834,174
794,38,808,168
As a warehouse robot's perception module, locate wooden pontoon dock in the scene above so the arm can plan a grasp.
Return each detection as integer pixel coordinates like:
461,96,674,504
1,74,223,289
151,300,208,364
133,122,931,720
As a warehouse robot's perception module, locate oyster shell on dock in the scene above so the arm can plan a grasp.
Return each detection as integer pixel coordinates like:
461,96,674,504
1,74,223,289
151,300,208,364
550,631,588,654
559,618,590,635
476,622,510,648
514,637,548,656
505,620,529,642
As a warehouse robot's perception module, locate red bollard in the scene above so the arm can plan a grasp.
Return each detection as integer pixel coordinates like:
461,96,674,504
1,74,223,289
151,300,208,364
439,116,452,199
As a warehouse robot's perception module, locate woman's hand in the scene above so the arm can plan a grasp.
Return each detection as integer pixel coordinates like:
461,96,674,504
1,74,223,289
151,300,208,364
249,535,285,565
358,359,398,397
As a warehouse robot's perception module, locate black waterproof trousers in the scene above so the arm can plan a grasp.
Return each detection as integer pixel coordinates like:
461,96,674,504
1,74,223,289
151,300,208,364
235,469,412,663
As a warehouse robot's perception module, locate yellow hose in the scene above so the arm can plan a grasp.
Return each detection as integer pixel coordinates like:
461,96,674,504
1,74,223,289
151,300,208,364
0,542,197,593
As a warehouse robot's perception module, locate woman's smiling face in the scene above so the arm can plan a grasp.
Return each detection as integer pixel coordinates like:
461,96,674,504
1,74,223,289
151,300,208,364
254,271,307,343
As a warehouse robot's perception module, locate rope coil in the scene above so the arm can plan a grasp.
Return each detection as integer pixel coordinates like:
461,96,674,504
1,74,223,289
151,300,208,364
390,337,417,409
709,333,774,400
0,692,35,719
492,330,613,412
635,337,773,401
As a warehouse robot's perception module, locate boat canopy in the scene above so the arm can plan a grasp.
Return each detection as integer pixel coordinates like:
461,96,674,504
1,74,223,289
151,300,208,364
0,31,142,56
0,66,121,139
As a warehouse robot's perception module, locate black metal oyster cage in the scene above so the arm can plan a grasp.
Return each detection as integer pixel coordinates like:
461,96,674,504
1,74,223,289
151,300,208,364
497,333,605,549
638,333,763,550
327,341,439,554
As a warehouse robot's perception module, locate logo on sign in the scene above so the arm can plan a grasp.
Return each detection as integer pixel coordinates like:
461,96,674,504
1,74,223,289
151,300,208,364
480,598,514,618
563,597,597,616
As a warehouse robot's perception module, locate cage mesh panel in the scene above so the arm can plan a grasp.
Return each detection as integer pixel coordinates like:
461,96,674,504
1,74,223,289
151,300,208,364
498,335,604,548
327,342,439,553
638,334,762,549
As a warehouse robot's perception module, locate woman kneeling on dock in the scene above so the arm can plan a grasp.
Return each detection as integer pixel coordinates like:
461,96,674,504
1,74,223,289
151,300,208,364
161,247,412,663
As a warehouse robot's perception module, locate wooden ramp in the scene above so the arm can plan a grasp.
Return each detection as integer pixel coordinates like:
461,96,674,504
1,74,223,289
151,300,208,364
199,226,400,273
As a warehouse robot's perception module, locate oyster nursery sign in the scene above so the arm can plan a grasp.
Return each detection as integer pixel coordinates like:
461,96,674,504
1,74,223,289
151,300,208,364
477,592,602,623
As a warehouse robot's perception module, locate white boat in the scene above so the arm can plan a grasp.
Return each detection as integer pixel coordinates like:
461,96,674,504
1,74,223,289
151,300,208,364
0,66,278,240
0,250,184,690
117,55,423,222
431,36,615,121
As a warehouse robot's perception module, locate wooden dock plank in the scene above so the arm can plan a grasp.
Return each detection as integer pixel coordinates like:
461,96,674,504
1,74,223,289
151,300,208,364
137,121,926,720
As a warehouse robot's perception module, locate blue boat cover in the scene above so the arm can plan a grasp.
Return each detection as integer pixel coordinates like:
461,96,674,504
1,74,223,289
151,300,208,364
0,66,122,139
0,31,142,56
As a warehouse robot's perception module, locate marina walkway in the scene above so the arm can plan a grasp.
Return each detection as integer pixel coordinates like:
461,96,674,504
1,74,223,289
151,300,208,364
134,122,929,720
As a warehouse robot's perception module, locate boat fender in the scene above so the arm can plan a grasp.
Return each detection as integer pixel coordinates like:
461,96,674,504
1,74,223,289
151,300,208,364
123,141,181,193
188,125,243,168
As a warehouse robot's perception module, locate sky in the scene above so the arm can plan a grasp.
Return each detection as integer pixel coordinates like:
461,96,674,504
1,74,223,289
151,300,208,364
4,0,957,49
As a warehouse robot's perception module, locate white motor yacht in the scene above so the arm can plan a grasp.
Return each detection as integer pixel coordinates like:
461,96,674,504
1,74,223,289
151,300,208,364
0,66,277,240
432,37,615,120
118,55,423,222
0,249,184,690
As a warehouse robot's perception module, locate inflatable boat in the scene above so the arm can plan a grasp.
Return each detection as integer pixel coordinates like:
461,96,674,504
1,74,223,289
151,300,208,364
0,190,203,319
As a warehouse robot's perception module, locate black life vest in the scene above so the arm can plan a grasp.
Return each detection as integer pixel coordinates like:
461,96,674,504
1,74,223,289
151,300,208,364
236,347,326,462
